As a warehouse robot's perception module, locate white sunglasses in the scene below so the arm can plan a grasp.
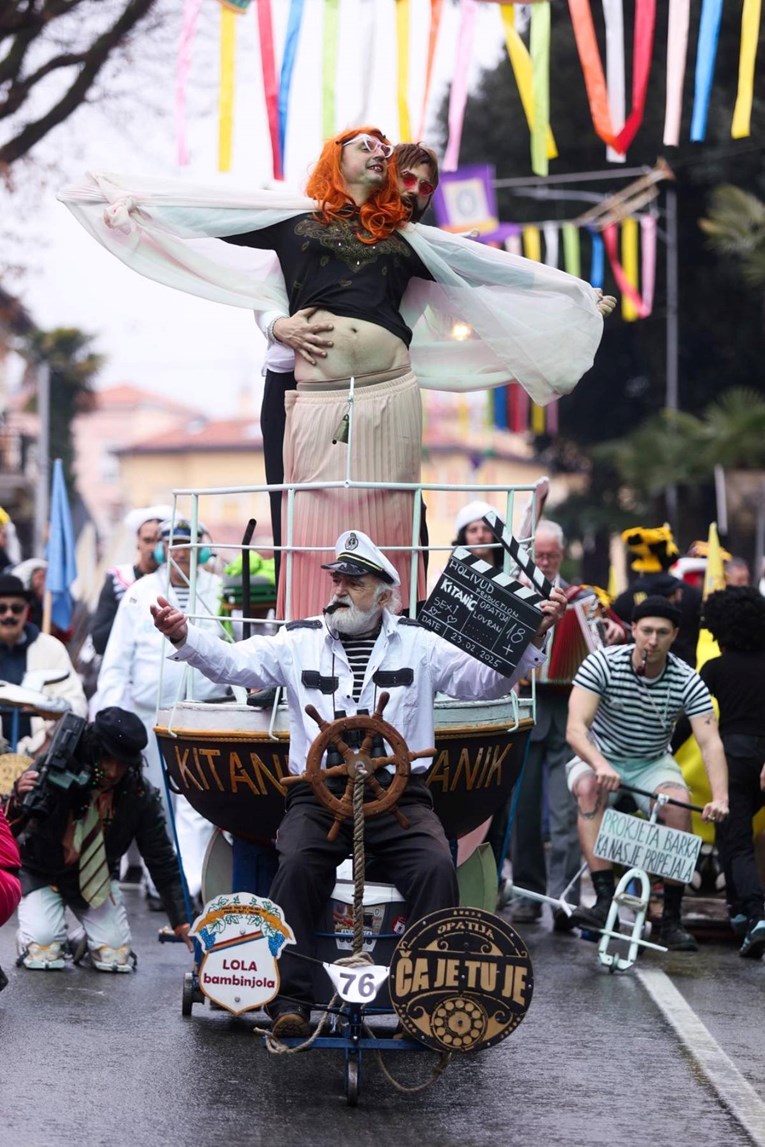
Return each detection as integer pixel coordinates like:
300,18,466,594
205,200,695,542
341,133,394,159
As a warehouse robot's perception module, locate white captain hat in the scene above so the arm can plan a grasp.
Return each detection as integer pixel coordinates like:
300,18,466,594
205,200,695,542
321,530,400,586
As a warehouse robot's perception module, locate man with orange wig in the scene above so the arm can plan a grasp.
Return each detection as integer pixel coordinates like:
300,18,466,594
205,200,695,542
60,130,614,618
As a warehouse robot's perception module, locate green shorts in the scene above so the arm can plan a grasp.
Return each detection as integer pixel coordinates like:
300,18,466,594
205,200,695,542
566,752,689,814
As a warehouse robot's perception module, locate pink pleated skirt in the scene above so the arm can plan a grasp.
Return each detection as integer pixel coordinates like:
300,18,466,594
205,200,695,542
278,369,425,619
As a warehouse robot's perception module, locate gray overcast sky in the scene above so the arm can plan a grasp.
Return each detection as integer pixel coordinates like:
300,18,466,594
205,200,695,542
4,0,506,417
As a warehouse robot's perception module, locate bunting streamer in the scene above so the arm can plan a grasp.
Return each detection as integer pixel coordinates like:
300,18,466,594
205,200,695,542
256,0,282,179
499,2,558,173
321,0,340,140
355,0,376,123
663,0,690,146
218,5,237,172
589,229,605,288
690,0,724,142
562,222,581,277
522,224,542,263
542,222,558,268
418,0,445,140
396,0,412,143
176,0,202,166
620,215,639,321
494,386,509,431
444,0,478,171
640,215,657,314
278,0,305,163
531,402,546,434
732,0,762,139
529,1,552,177
603,0,626,164
568,0,656,155
602,223,650,318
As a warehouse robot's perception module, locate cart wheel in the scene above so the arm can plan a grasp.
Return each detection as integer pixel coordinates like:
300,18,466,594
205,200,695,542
182,971,196,1016
344,1051,360,1107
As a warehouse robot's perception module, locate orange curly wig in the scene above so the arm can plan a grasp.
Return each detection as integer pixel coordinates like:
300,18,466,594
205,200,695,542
305,125,410,244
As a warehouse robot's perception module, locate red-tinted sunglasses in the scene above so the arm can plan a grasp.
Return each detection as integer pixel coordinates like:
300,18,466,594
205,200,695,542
400,171,435,197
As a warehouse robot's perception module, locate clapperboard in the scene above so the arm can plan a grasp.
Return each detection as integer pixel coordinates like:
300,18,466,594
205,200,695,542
419,511,554,676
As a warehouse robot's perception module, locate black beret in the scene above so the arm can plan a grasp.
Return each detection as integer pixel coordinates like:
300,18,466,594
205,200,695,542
93,707,148,766
632,596,682,627
0,574,32,601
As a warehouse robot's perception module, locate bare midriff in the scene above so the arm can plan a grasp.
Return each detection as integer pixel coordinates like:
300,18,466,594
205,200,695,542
293,310,411,384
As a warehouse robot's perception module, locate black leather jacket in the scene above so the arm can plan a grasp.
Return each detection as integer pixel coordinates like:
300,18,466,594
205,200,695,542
7,770,187,928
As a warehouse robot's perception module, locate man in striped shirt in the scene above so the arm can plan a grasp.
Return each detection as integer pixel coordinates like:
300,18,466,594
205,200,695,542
565,596,729,952
153,528,567,1037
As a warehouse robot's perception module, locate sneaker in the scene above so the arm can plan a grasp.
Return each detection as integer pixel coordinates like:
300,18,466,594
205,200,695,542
20,942,66,970
659,922,699,952
509,901,543,925
739,919,765,960
271,1006,311,1038
90,945,136,973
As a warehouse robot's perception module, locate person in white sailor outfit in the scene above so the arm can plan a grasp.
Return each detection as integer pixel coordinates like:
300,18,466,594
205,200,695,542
151,529,566,1037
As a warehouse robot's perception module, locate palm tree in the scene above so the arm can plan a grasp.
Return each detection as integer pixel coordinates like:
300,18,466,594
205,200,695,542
699,185,765,289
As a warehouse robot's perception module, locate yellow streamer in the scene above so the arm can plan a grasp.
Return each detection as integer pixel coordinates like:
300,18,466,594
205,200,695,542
218,6,236,172
531,403,546,434
522,225,542,262
396,0,412,142
499,5,558,162
620,217,639,322
732,0,762,139
530,1,552,177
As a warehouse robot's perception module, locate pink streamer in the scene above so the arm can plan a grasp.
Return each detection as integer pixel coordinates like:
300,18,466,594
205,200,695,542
175,0,203,166
443,0,478,172
639,215,656,315
602,224,651,318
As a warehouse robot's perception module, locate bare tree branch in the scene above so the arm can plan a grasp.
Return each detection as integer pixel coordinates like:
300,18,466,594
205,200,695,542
0,0,160,172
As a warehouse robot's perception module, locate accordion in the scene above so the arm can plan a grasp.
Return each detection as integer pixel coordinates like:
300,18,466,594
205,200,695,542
537,594,603,686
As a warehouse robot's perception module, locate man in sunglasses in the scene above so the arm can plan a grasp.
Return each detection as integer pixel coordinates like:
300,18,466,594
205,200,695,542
256,140,440,582
62,130,615,620
0,574,87,758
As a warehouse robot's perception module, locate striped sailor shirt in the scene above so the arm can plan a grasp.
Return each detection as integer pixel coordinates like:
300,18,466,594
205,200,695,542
572,645,714,763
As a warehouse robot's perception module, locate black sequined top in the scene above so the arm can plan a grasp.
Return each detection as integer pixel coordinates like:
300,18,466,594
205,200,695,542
224,212,433,346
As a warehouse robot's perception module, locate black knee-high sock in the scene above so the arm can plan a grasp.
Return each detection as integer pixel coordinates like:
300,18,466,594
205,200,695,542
662,882,685,920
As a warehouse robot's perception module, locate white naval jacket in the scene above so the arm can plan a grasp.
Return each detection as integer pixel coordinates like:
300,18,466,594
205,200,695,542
170,610,546,775
96,567,226,716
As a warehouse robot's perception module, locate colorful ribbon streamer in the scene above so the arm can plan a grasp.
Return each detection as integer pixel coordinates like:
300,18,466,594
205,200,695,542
256,0,281,179
603,0,626,164
321,0,339,140
562,222,581,278
602,222,650,319
176,0,202,166
396,0,412,142
732,0,762,139
444,0,478,171
278,0,306,165
568,0,656,155
499,3,558,173
589,229,605,288
522,224,542,263
620,216,639,321
218,5,237,172
663,0,690,146
418,0,444,140
529,1,552,177
690,0,723,142
542,222,559,268
640,215,657,315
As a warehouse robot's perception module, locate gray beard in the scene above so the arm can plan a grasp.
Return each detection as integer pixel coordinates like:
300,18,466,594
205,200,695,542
326,597,382,636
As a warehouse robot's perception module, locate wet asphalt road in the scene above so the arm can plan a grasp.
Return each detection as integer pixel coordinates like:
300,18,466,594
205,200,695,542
2,888,764,1147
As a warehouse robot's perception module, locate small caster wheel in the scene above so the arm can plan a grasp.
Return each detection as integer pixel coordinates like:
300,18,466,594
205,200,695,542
182,971,196,1016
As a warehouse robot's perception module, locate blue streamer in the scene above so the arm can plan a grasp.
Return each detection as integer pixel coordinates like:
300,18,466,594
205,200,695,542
494,386,508,430
690,0,723,142
589,229,604,289
278,0,305,161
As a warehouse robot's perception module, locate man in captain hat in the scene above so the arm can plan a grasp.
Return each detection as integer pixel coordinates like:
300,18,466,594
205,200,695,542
151,528,566,1037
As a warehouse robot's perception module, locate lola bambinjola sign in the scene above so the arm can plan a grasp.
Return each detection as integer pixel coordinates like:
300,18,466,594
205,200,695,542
390,907,534,1053
191,894,295,1015
419,513,553,676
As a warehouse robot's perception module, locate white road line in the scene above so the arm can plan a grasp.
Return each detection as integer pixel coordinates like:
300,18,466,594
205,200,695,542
636,966,765,1144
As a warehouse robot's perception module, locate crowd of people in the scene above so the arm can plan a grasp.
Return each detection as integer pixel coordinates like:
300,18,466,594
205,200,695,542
1,126,763,1021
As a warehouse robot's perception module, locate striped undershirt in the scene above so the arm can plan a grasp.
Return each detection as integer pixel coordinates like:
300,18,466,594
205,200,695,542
173,586,191,614
572,645,713,762
339,629,380,702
